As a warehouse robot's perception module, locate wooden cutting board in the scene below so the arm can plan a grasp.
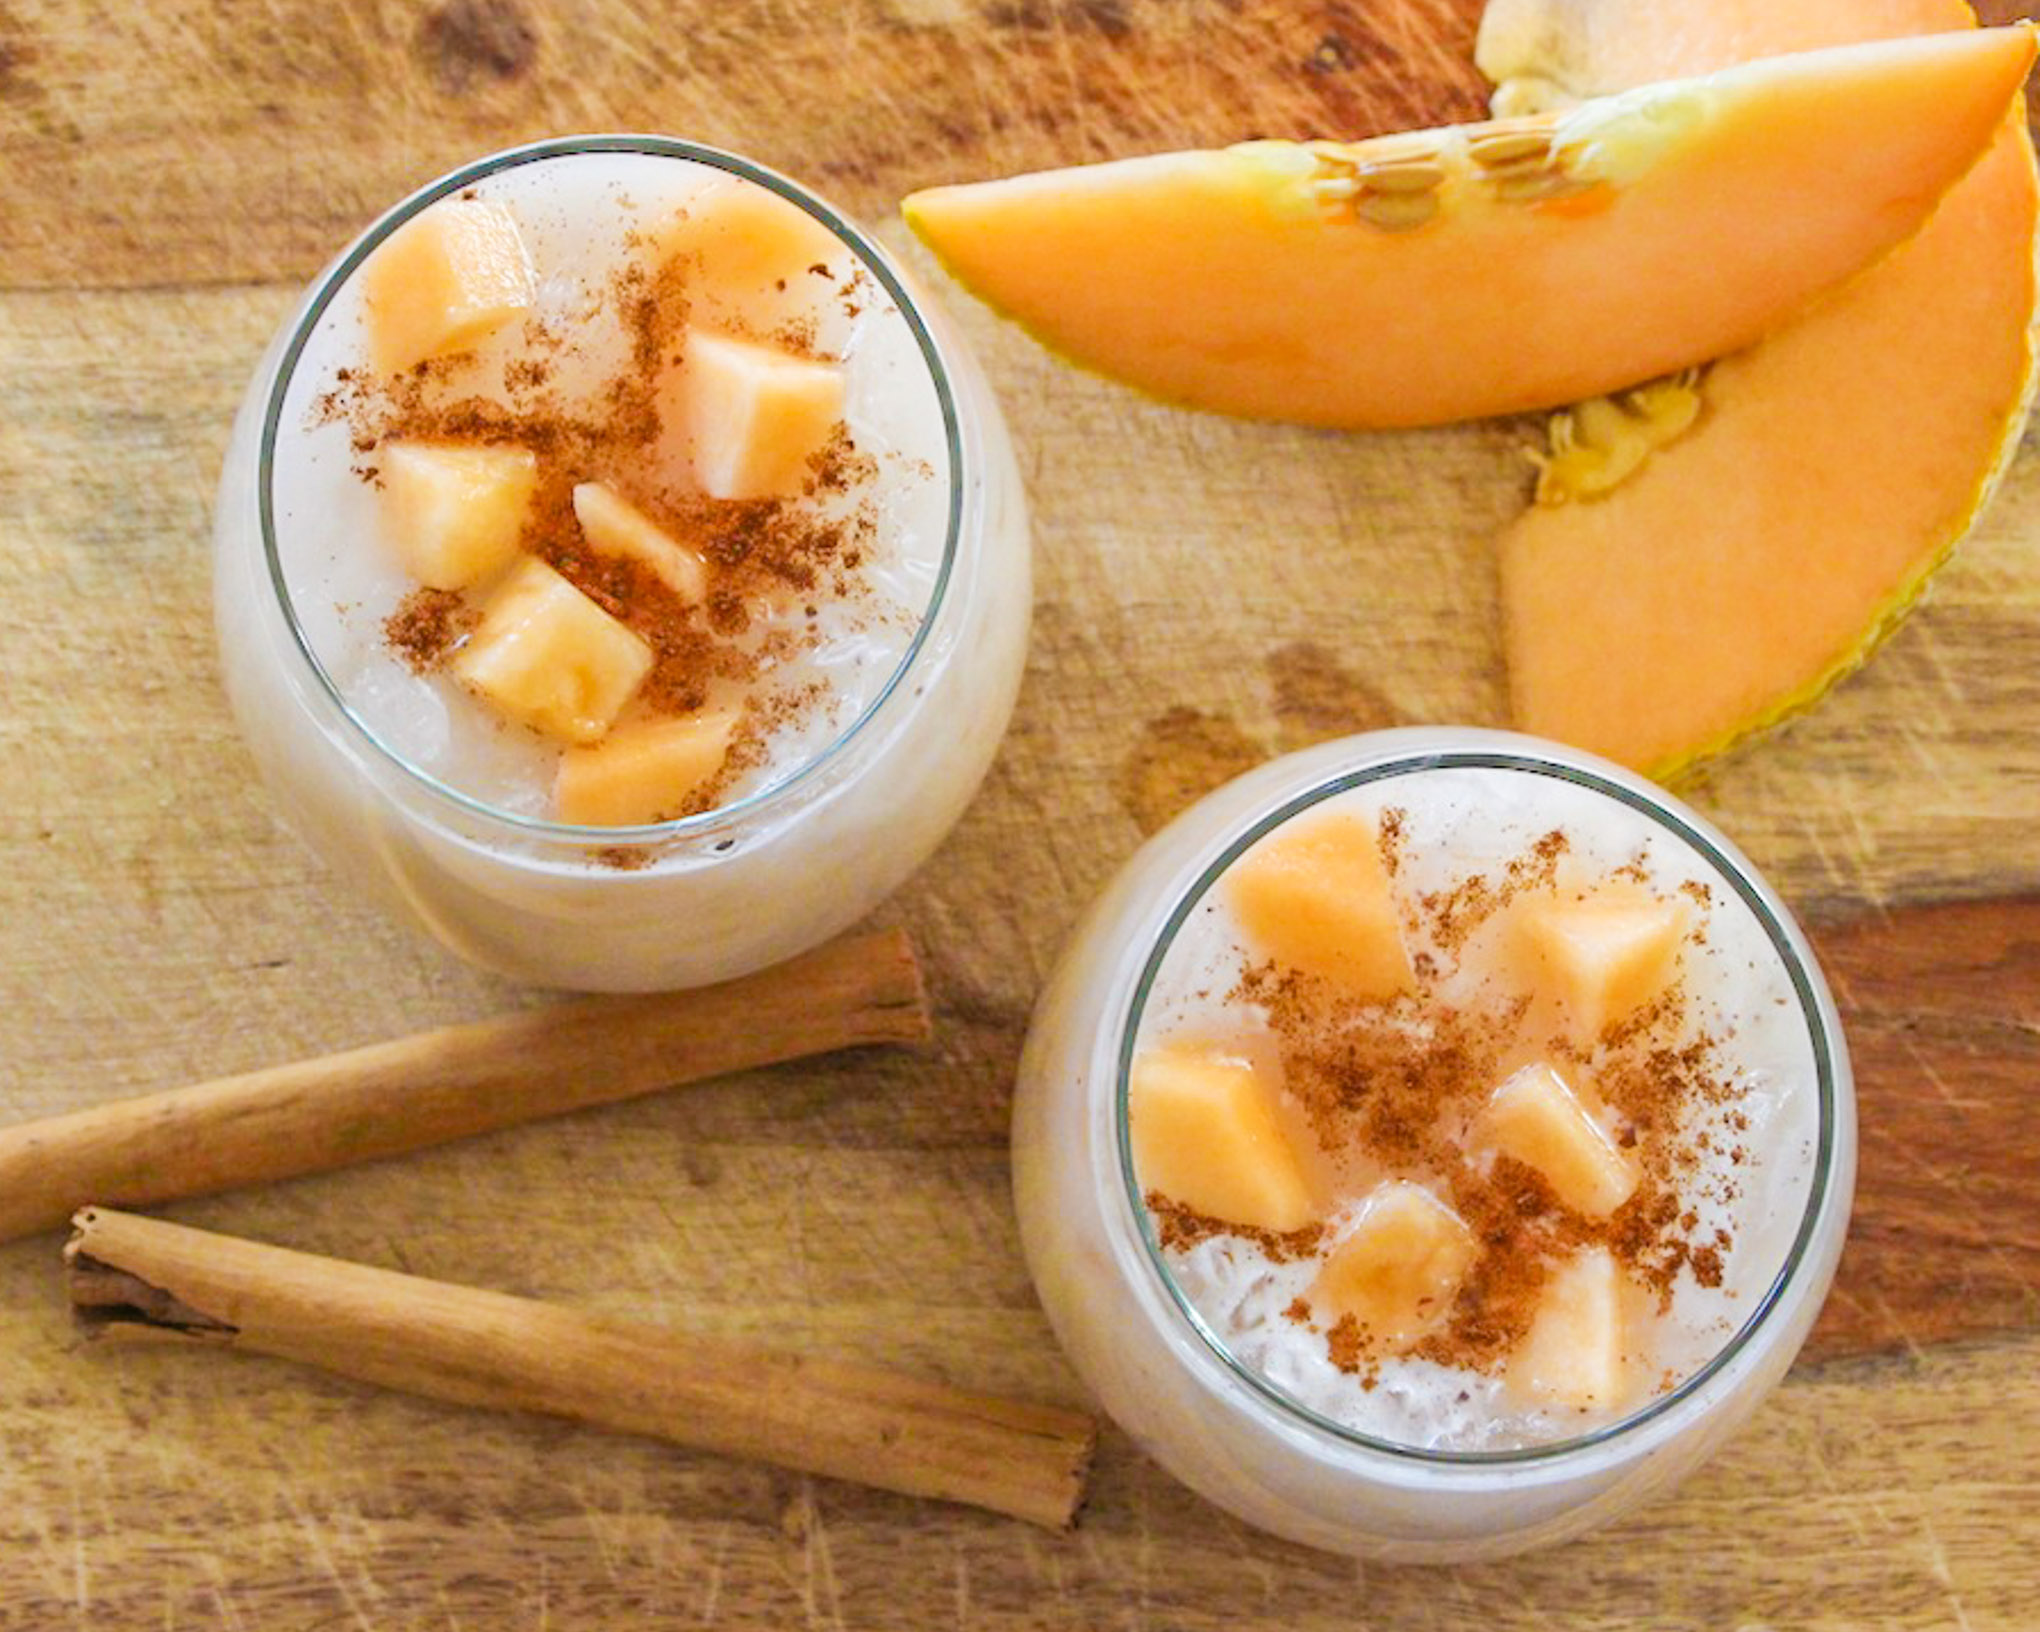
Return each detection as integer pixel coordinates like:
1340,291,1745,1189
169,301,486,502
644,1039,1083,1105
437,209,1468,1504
3,0,2038,1626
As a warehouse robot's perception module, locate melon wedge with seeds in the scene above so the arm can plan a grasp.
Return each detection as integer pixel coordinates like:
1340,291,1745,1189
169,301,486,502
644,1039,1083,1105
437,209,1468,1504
1484,0,2040,780
903,28,2032,428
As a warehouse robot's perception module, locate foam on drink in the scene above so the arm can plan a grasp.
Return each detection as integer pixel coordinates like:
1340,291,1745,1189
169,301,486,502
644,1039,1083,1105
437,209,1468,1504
1130,765,1820,1452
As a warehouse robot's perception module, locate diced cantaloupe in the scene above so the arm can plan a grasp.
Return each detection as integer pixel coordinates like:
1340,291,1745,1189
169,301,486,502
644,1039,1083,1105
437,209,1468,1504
453,558,652,745
1226,810,1413,1002
554,710,738,826
1508,1247,1629,1411
1312,1181,1476,1352
379,441,537,590
666,330,845,501
651,174,846,321
1129,1044,1315,1233
571,482,712,604
1520,887,1689,1042
361,199,535,376
1478,1062,1637,1218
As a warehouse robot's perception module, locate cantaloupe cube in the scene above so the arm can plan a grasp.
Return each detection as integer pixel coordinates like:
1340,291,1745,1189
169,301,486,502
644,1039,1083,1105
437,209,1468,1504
1478,1062,1637,1218
652,175,845,306
379,441,537,590
1521,887,1691,1042
572,482,711,604
1226,810,1413,1002
1129,1044,1314,1233
667,330,845,500
361,199,535,376
1508,1247,1629,1412
1312,1181,1476,1352
453,558,652,744
554,710,738,826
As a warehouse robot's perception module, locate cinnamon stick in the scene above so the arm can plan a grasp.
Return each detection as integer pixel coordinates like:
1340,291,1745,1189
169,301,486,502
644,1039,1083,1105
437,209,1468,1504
0,929,928,1244
65,1208,1095,1530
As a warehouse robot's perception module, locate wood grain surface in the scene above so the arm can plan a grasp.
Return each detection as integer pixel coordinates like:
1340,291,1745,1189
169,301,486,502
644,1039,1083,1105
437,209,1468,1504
3,0,2039,1627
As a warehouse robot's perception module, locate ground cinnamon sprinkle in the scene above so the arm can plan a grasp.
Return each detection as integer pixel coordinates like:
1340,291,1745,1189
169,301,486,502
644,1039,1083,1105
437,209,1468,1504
384,587,473,672
1418,828,1566,954
1377,806,1407,876
1200,826,1739,1384
1147,1191,1325,1263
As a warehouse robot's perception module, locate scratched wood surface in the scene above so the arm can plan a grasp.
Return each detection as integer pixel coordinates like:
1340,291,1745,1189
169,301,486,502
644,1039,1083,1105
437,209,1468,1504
3,0,2040,1627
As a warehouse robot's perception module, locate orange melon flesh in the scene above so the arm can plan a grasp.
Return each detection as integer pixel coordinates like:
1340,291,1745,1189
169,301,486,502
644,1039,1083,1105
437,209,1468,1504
1129,1045,1317,1234
361,200,535,377
650,174,847,331
665,330,846,501
1518,886,1689,1042
1312,1182,1478,1351
902,28,2033,429
1225,809,1414,1001
1477,1063,1638,1218
1507,1246,1631,1409
555,711,738,826
1489,1,2040,779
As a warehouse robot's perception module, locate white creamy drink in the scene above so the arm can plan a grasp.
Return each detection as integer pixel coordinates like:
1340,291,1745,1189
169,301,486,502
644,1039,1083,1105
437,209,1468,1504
1013,730,1853,1561
1135,766,1817,1452
214,138,1031,989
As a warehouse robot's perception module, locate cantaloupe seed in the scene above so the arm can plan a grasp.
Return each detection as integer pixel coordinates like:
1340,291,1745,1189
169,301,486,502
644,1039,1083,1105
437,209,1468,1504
1532,368,1703,504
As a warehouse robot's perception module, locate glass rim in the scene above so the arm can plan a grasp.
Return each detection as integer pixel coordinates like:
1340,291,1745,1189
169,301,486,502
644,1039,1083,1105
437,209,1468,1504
257,133,965,845
1112,746,1842,1467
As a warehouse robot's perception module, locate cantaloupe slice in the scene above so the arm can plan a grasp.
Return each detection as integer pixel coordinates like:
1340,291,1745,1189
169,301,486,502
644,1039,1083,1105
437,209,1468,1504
572,482,712,604
902,28,2033,428
380,441,537,591
1518,886,1689,1042
1484,0,2040,779
651,173,846,330
1129,1044,1316,1233
1226,809,1414,1002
